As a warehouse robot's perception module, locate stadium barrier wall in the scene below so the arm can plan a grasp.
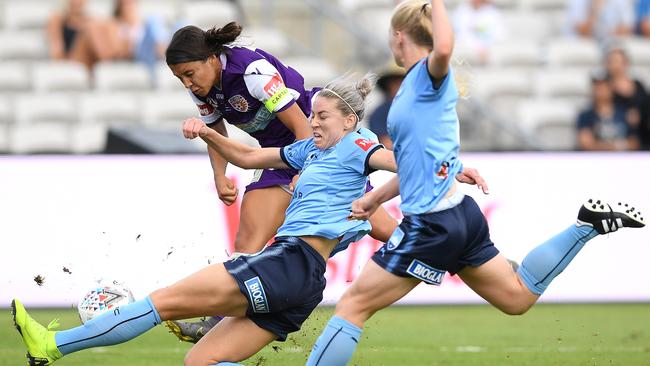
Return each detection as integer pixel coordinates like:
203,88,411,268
1,152,649,308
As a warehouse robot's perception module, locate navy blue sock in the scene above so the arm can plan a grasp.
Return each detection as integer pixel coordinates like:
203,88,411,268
55,296,161,355
518,225,598,295
306,316,362,366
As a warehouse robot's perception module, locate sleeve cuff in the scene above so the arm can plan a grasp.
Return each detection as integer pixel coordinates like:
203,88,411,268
363,144,384,176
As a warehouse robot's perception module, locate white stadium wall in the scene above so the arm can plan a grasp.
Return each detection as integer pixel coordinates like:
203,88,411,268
1,153,649,308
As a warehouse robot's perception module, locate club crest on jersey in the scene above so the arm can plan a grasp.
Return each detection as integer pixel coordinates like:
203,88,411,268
406,260,445,285
355,138,376,151
228,95,249,113
244,277,269,313
436,161,450,179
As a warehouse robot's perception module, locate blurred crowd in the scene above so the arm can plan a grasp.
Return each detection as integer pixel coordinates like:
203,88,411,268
37,0,650,152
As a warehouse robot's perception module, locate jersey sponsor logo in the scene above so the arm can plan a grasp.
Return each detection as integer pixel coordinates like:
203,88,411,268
233,106,274,133
197,103,214,116
244,277,270,313
263,73,285,97
406,260,445,285
386,227,405,250
436,161,450,179
354,138,377,151
228,95,249,113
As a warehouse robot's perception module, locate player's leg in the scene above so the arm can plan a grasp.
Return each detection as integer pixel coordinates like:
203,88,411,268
461,199,645,315
167,185,291,343
367,205,399,243
233,185,291,254
12,264,247,364
306,260,419,366
184,317,277,365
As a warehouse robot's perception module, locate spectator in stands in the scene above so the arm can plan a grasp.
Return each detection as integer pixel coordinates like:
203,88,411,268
452,0,506,64
577,70,640,151
604,44,650,149
566,0,634,44
636,0,650,36
368,63,404,149
46,0,93,60
108,0,170,76
49,0,169,72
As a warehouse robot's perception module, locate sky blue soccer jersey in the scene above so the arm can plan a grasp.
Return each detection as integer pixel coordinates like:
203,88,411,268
387,59,463,215
277,128,382,251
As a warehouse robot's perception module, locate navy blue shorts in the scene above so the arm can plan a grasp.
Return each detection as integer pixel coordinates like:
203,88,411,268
372,195,498,283
223,236,326,341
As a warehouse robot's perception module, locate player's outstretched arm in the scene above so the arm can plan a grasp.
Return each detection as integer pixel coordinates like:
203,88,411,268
349,175,400,221
427,0,454,80
182,117,289,170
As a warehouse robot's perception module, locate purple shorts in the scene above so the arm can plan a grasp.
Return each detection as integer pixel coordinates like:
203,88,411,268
245,167,299,193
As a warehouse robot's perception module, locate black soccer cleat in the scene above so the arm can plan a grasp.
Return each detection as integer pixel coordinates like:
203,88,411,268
577,199,645,234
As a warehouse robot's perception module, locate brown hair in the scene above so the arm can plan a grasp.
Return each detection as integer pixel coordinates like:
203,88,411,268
166,22,243,65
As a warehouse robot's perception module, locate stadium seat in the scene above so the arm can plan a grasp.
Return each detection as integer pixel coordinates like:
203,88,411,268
70,123,109,154
181,1,239,30
337,0,394,11
0,31,48,60
546,38,601,68
93,62,153,92
0,62,31,92
79,93,142,127
281,57,338,89
32,61,91,93
488,40,542,68
358,8,393,48
534,68,590,102
10,93,78,153
0,96,10,151
155,62,185,91
3,0,56,30
631,66,650,87
138,0,179,25
516,99,578,150
620,37,650,67
241,27,292,59
471,68,534,100
500,11,553,41
518,0,565,11
141,92,198,129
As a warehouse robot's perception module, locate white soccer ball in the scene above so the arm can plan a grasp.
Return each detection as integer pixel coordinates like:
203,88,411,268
77,279,135,324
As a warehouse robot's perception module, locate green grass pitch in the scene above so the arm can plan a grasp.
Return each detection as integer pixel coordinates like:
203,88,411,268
1,304,649,365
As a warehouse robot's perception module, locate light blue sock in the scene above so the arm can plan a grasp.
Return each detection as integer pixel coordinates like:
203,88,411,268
518,225,598,295
211,363,242,365
306,316,362,366
55,296,161,355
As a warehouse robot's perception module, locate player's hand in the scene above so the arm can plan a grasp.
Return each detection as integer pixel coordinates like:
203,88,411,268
215,176,239,206
348,193,380,221
455,167,489,195
182,117,209,139
289,174,300,192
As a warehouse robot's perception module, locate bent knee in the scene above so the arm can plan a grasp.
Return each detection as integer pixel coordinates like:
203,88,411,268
497,302,534,316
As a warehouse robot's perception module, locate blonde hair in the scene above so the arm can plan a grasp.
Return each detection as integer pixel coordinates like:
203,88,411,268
391,0,470,99
391,1,433,50
318,73,377,125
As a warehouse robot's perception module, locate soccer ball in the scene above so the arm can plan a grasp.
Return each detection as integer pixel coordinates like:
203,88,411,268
77,279,135,324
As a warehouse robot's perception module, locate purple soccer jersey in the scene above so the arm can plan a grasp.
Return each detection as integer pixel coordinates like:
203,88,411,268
189,46,317,191
190,46,314,149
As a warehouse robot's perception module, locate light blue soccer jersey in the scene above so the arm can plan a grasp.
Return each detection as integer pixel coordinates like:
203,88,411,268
387,59,463,215
277,128,382,254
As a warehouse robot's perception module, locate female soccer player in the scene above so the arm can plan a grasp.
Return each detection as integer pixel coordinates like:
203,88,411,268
165,22,399,341
306,2,646,365
11,73,486,366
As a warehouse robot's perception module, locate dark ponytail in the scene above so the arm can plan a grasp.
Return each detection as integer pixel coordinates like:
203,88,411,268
165,22,243,65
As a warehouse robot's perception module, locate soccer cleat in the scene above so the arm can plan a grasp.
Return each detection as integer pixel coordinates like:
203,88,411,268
577,199,645,234
164,316,223,344
11,299,62,366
